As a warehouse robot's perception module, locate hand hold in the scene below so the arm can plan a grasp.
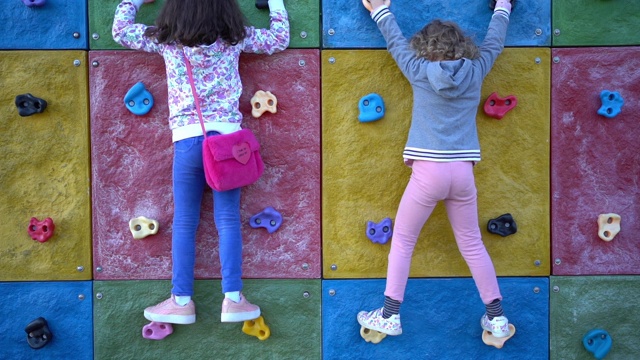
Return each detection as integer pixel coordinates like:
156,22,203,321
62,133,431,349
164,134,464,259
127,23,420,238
484,92,517,120
250,207,283,233
597,213,620,241
25,317,53,349
366,218,393,244
15,94,47,117
124,82,154,116
362,0,391,12
489,0,515,10
27,217,55,243
129,216,159,239
251,90,278,118
142,322,173,340
242,316,271,340
487,213,517,237
255,0,268,9
22,0,46,7
583,329,612,360
358,93,385,122
597,90,624,118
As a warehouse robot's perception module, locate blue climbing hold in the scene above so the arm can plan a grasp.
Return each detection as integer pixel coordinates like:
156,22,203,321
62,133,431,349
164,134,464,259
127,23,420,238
582,329,612,360
250,207,283,233
597,90,623,118
124,82,154,116
358,93,385,122
366,218,393,244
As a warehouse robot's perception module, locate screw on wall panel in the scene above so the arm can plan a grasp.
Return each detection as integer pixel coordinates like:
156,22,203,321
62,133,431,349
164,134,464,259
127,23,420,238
92,33,100,40
554,29,561,36
96,293,103,299
329,289,336,296
554,258,561,265
73,60,81,67
553,286,560,293
78,294,85,301
303,291,310,298
92,61,99,67
300,31,307,39
553,57,560,64
328,29,335,36
330,264,337,271
76,266,84,272
73,32,80,39
302,263,309,270
299,60,306,67
96,267,103,272
535,29,542,36
328,57,336,64
534,260,541,267
533,287,540,294
535,57,541,64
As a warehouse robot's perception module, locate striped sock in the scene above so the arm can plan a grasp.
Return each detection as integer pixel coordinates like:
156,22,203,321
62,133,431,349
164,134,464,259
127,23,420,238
382,296,401,319
485,299,504,320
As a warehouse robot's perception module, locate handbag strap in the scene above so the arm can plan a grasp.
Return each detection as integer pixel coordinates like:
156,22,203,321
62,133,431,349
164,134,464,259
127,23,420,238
182,48,208,138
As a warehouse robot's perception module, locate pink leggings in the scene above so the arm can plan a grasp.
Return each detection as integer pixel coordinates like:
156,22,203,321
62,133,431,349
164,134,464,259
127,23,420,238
384,161,502,305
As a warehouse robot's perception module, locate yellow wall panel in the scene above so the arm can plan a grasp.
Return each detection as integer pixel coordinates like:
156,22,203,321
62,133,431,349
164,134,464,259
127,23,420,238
322,49,550,278
0,51,91,280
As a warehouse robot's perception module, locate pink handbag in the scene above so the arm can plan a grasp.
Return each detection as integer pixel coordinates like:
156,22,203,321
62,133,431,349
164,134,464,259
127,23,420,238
183,49,264,192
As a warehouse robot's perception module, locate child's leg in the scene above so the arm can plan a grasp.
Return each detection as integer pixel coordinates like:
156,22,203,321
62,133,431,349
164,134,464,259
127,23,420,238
171,137,206,296
443,162,502,305
213,187,242,294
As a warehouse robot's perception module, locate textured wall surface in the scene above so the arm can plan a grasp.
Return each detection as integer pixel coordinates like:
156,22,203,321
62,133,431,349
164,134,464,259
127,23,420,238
94,279,320,359
89,0,320,50
0,281,93,359
322,48,550,279
551,47,640,275
90,50,321,280
322,0,551,48
0,51,92,281
550,276,640,360
323,278,549,360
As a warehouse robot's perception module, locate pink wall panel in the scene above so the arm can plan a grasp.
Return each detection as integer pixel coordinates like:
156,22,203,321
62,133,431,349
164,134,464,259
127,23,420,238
90,50,321,280
551,47,640,275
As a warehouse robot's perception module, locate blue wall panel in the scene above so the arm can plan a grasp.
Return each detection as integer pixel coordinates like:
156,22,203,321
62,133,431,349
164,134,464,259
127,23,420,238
0,281,93,359
322,0,550,49
0,0,88,50
323,278,549,359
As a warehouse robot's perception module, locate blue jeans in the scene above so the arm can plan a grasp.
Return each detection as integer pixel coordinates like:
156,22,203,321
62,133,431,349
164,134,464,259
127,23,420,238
171,132,242,296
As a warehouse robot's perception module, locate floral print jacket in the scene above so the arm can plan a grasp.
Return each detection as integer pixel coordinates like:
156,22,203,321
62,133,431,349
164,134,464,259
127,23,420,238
112,1,289,142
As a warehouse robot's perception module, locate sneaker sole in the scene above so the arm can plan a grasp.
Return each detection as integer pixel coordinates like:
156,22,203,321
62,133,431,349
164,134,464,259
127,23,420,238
221,309,261,322
144,311,196,324
356,316,402,336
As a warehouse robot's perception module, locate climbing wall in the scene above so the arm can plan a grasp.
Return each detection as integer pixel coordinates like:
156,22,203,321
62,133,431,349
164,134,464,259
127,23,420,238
0,0,639,359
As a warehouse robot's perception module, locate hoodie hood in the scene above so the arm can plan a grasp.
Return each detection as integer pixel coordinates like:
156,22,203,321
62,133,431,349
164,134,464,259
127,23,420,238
426,58,473,98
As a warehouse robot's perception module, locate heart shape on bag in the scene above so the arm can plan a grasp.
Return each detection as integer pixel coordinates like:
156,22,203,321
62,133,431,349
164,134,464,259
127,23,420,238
232,142,251,164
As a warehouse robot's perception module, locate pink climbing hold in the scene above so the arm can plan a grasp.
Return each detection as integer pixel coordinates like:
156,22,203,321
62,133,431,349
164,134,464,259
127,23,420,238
142,322,173,340
27,217,55,243
483,92,517,120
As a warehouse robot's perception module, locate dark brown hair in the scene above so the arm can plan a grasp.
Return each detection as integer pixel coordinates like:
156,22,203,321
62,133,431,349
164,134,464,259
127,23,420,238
410,20,479,61
144,0,247,47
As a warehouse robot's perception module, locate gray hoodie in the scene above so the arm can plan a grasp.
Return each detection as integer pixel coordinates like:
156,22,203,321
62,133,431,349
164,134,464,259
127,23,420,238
371,6,510,163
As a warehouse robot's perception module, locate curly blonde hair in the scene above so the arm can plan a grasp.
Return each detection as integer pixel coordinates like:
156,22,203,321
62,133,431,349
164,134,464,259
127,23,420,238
410,20,479,61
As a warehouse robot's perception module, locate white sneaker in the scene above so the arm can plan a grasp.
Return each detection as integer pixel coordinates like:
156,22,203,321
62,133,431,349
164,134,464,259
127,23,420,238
481,314,510,338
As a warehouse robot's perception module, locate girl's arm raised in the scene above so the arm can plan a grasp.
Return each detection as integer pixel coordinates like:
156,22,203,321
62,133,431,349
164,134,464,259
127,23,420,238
241,0,290,54
112,0,162,53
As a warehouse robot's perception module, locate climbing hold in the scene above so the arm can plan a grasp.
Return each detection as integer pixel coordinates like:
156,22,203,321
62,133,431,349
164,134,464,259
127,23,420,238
142,322,173,340
27,217,55,243
242,316,271,340
597,213,620,242
15,94,47,117
583,329,612,360
25,317,53,349
366,218,393,244
255,0,268,9
483,92,517,120
250,90,278,118
360,326,387,344
358,93,385,122
129,216,159,239
250,207,283,233
362,0,391,12
124,82,154,116
487,213,517,237
597,90,624,118
489,0,516,10
482,324,516,349
22,0,46,7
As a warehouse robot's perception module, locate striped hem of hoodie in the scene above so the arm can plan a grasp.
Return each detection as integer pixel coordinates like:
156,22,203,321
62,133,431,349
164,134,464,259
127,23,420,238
403,147,481,162
371,5,391,23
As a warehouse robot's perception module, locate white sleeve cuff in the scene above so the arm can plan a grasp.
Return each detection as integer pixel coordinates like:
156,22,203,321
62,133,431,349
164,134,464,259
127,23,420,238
371,5,391,23
130,0,144,10
268,0,286,12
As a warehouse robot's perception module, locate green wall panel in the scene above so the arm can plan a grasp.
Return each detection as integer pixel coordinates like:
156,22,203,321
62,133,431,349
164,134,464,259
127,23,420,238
0,51,91,281
552,0,640,46
89,0,319,50
322,49,550,279
94,280,321,359
550,276,640,360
